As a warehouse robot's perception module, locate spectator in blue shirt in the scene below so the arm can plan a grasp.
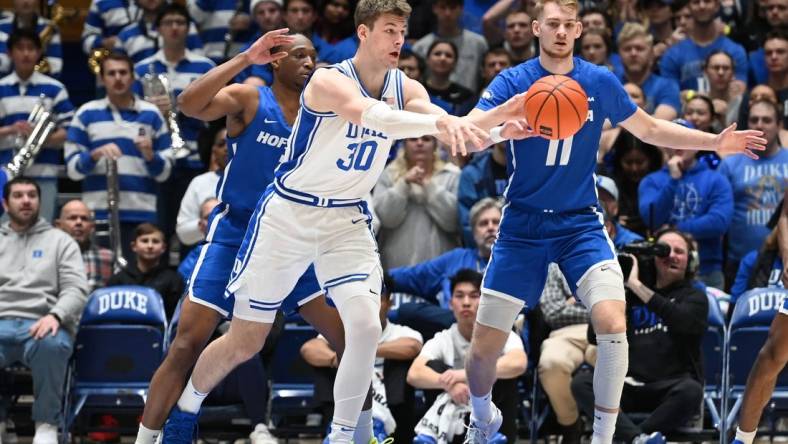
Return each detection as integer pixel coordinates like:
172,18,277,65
719,99,788,287
617,22,681,121
0,0,63,77
698,51,744,127
232,0,285,85
659,0,748,91
389,197,501,340
639,119,734,289
746,1,788,84
313,0,357,64
502,9,535,65
596,175,644,248
730,224,785,304
739,30,788,131
579,28,621,79
457,144,507,246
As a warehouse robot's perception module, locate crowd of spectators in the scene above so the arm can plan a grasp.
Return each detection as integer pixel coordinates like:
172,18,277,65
1,0,788,441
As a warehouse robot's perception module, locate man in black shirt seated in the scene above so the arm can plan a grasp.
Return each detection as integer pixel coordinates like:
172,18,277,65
571,228,708,444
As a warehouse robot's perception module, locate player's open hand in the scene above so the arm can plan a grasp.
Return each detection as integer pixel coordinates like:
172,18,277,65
714,122,767,159
436,115,488,157
245,28,296,66
501,119,537,140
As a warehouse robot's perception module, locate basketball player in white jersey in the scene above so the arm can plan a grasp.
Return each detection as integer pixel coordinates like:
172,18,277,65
162,1,499,443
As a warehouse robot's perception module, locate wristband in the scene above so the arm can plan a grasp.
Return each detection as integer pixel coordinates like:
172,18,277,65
490,126,505,144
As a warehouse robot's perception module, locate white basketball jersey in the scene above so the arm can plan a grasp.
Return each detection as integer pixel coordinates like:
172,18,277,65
273,59,405,208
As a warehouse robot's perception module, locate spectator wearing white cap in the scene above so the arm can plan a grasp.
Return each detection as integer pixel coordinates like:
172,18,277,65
639,118,733,289
234,0,284,85
596,175,644,248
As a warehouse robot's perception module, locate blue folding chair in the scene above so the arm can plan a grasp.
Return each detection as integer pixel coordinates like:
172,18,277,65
62,286,168,442
703,292,727,438
722,287,788,444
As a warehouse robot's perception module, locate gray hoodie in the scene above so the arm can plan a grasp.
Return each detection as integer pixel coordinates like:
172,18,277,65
0,218,89,336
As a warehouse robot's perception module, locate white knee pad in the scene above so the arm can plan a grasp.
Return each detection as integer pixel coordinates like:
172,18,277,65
476,292,524,332
576,262,625,309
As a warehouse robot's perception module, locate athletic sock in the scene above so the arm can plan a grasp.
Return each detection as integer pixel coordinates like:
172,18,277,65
176,378,208,414
134,423,160,444
590,409,617,444
735,427,757,444
470,391,493,424
328,421,355,443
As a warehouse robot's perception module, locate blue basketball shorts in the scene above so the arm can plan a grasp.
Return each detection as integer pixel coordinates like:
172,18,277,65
188,216,322,318
482,205,618,310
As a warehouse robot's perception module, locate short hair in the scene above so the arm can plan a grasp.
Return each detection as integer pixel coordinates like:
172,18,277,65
433,0,463,7
133,222,164,240
450,269,484,294
285,0,316,9
382,272,395,299
469,197,503,229
483,47,514,65
750,98,783,121
654,227,698,279
617,22,653,47
534,0,579,19
506,6,531,20
155,3,191,28
684,93,715,115
399,49,424,68
354,0,411,29
100,51,135,77
8,28,41,51
765,28,788,45
703,49,735,70
670,0,690,12
3,176,40,200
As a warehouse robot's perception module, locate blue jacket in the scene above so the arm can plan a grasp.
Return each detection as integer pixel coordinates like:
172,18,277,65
614,224,643,248
639,161,733,274
389,247,488,308
457,151,507,246
731,249,785,304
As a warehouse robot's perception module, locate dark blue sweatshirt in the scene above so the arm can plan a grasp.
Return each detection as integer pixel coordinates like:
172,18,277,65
639,161,733,275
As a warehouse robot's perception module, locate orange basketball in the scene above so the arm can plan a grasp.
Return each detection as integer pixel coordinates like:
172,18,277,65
524,75,589,140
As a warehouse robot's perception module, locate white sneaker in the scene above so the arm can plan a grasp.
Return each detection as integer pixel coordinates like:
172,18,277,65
32,422,58,444
249,423,277,444
464,407,503,444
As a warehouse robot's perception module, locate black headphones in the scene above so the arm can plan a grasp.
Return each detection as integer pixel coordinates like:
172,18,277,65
654,227,699,279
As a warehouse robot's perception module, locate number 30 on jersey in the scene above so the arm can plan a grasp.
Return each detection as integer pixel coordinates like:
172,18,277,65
337,141,379,171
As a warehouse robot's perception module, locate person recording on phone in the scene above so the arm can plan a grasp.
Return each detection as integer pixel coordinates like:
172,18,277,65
571,228,708,444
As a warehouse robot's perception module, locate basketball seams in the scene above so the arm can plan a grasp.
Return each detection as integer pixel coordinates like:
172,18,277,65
524,74,588,140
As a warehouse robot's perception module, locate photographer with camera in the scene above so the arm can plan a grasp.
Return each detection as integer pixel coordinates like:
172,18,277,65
571,228,708,444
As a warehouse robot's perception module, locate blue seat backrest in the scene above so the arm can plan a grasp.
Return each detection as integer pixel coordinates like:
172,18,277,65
80,286,167,326
270,324,318,386
704,293,726,388
73,286,167,384
728,288,788,388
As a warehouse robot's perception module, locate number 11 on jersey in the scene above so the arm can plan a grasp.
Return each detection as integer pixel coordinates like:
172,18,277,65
545,136,574,166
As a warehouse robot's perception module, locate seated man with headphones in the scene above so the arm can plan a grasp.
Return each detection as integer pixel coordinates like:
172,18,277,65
570,228,709,444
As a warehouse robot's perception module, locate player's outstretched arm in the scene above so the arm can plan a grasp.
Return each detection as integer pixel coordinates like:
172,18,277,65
306,70,488,156
178,28,294,121
620,107,767,159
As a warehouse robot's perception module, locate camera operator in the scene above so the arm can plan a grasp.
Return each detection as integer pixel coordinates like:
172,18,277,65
571,228,708,444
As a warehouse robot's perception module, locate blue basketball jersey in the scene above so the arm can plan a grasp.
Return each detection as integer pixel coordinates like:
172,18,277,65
476,57,638,212
208,86,291,245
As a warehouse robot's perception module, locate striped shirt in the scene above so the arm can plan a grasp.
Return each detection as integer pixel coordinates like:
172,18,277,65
0,15,63,77
115,20,205,64
82,0,140,54
65,97,172,223
0,71,74,179
187,0,254,63
133,50,214,170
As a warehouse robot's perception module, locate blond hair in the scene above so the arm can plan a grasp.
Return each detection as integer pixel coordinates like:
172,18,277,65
533,0,579,19
617,22,653,47
387,138,444,182
354,0,411,29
